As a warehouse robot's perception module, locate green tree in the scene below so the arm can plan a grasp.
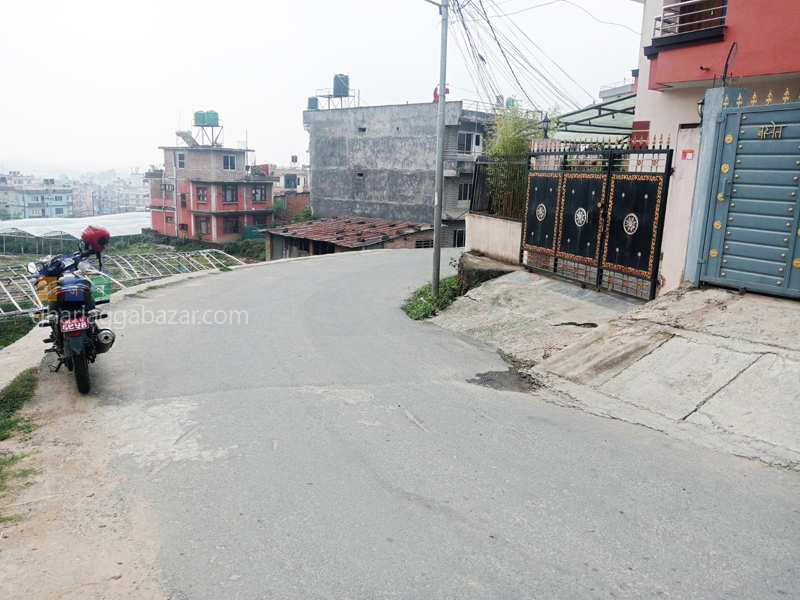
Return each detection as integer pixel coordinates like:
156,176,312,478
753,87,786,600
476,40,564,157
484,103,560,218
486,104,542,158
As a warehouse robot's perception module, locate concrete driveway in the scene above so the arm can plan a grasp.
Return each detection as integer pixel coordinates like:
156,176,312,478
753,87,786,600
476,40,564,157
59,249,800,598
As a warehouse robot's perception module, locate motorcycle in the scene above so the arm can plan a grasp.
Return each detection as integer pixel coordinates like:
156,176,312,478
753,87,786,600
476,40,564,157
26,225,115,394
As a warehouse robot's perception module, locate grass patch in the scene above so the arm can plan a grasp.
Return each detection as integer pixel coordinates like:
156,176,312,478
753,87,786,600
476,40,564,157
0,368,39,441
0,513,24,524
402,276,461,320
0,454,24,492
0,316,36,349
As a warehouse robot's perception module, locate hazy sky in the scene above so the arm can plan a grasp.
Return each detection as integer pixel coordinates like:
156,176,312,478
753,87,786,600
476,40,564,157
0,0,643,176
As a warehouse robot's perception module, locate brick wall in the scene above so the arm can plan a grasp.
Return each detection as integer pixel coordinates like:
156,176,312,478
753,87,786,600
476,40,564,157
383,229,434,249
285,192,311,222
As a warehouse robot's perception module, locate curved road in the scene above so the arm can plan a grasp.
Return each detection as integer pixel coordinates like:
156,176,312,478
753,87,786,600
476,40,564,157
91,249,798,599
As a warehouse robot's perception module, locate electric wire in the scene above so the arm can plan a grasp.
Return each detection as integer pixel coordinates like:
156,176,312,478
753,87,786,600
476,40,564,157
454,0,582,110
490,0,640,36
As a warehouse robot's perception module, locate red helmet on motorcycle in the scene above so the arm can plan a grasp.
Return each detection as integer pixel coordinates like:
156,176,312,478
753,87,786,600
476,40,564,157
81,225,111,252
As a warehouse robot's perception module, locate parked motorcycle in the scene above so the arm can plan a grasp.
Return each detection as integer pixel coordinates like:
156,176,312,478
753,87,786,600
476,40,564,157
27,225,115,394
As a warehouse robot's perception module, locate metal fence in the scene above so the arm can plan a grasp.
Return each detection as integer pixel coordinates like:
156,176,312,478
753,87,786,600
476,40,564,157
469,155,529,220
0,249,245,318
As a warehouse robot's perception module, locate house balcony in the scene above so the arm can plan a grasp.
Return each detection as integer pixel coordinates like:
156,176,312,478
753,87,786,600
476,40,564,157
444,153,482,177
191,207,275,217
646,0,726,56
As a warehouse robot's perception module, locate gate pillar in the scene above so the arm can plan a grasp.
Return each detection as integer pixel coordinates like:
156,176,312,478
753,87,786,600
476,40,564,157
684,86,747,285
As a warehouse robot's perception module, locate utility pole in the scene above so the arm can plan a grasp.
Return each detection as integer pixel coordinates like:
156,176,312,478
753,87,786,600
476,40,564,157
430,0,448,297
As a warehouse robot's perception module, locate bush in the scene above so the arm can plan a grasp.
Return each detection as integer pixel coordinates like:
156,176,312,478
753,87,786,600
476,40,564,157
292,207,313,223
222,239,266,261
401,276,461,320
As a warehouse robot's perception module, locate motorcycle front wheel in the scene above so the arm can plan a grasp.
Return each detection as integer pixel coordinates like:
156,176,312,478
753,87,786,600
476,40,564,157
73,351,91,394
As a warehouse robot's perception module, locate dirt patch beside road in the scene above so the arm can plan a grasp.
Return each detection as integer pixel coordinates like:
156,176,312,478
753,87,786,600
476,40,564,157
0,360,165,600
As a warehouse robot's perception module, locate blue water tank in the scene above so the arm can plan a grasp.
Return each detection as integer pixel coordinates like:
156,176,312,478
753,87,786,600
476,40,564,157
333,74,349,98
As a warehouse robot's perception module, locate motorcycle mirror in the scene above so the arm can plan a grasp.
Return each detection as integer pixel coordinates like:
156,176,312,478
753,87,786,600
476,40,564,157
26,262,38,275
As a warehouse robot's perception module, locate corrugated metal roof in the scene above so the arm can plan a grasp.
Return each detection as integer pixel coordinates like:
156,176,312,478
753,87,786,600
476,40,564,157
266,216,432,248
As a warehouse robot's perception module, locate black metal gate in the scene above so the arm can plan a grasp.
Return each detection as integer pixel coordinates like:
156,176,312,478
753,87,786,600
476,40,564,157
522,140,673,300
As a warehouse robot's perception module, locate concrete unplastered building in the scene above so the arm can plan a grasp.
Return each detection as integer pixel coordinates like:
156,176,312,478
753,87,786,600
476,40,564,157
303,101,491,248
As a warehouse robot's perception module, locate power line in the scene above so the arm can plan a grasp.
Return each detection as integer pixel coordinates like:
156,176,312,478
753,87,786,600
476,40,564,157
485,0,595,104
463,1,581,110
468,14,580,109
475,0,538,109
489,0,640,35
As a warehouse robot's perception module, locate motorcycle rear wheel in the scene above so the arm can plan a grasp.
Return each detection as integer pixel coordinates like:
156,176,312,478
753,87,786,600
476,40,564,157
73,351,91,394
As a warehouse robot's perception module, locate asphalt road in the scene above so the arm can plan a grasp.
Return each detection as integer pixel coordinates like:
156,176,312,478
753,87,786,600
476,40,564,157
93,249,799,600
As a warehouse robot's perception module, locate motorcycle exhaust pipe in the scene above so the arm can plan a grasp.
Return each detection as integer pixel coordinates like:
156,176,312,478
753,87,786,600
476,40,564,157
95,328,116,354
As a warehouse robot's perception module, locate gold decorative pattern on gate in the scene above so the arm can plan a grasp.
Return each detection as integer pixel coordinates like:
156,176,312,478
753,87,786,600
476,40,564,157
721,164,730,173
709,249,718,258
724,134,734,144
556,173,607,266
717,193,725,201
794,258,800,268
714,221,722,230
601,173,665,279
522,172,562,256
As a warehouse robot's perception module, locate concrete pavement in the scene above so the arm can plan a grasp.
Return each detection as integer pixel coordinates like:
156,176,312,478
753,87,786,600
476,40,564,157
23,250,800,598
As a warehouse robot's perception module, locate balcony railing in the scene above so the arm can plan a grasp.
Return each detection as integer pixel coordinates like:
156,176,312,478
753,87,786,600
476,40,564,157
653,0,727,38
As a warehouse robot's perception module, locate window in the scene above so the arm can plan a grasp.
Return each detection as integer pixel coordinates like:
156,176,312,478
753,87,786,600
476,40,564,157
457,132,473,154
454,229,466,247
222,184,237,203
55,208,64,215
415,239,434,249
358,127,367,133
166,216,174,223
177,153,185,169
356,172,364,178
180,193,187,208
54,195,63,202
458,183,473,202
474,134,481,148
284,174,298,189
195,216,210,234
197,186,208,202
223,216,241,234
252,184,267,202
179,223,188,231
223,155,236,170
254,214,267,226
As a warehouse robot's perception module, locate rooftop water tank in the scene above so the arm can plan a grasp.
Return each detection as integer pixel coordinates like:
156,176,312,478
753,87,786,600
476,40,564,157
308,97,319,110
194,111,206,126
333,74,349,98
205,110,219,126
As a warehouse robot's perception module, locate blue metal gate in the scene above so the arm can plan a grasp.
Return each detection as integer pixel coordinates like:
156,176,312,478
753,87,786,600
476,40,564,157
700,97,800,298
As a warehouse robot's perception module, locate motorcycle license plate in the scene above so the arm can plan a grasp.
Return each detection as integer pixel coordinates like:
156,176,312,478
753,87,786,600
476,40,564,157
60,317,90,333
